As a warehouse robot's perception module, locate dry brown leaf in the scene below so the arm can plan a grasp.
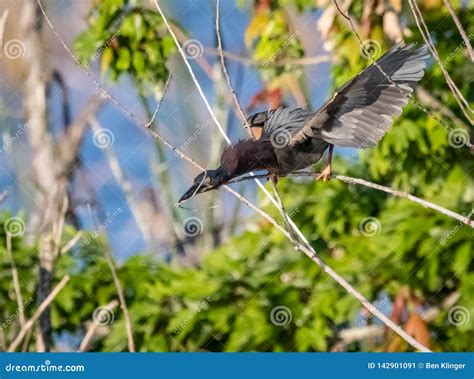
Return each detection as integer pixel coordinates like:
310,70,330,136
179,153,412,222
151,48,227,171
405,314,431,349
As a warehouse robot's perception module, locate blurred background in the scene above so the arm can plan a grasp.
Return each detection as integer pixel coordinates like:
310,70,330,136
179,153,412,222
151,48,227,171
0,0,472,352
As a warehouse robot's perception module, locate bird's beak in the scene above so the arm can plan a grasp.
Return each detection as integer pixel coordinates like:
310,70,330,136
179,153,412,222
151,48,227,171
178,181,214,203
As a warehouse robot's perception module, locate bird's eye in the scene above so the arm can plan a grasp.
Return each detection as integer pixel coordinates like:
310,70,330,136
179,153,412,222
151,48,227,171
205,177,212,184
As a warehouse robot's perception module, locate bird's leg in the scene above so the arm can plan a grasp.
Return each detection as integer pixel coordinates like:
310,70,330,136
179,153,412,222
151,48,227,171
269,173,279,184
316,145,334,181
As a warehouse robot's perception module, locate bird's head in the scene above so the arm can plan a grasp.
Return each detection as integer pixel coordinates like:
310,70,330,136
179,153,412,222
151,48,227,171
178,166,231,203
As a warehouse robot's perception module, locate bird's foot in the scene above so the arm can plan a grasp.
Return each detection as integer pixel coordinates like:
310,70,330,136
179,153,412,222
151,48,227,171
269,173,280,184
315,165,332,182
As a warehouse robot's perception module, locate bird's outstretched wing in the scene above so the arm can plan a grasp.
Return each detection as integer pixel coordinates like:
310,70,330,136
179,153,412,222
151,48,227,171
290,44,429,148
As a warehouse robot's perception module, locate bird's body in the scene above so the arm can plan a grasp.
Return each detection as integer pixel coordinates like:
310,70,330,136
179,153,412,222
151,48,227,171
179,43,430,203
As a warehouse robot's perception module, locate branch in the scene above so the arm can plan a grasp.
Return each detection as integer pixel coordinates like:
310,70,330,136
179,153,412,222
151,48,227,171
58,95,105,171
145,73,172,128
6,235,25,327
89,115,155,248
7,275,70,352
443,0,473,62
334,175,474,228
87,205,135,352
59,231,83,255
408,0,473,125
153,1,231,144
215,0,251,134
78,300,119,352
204,47,331,67
38,0,431,352
221,185,431,352
333,0,474,143
229,172,473,228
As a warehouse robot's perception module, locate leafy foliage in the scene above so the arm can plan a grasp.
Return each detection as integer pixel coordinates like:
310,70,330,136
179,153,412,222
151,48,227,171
74,0,174,93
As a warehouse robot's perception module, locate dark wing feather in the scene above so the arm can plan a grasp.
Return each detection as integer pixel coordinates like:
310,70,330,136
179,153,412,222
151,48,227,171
248,107,313,142
290,44,429,147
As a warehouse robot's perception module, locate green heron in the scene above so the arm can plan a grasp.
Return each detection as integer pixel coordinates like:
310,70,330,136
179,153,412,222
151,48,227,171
179,44,429,203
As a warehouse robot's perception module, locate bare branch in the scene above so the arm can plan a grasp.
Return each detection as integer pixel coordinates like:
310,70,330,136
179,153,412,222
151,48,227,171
0,9,9,50
6,235,25,327
59,231,84,255
145,73,172,128
222,185,431,352
87,205,135,352
408,0,473,124
204,47,330,67
215,0,252,134
58,96,105,171
8,275,70,352
229,172,473,228
333,0,474,141
443,0,473,62
334,174,474,228
78,300,119,352
153,0,231,144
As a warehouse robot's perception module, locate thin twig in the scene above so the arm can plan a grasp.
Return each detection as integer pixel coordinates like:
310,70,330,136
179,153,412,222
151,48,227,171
6,234,25,327
87,204,135,352
333,0,474,144
443,0,473,62
38,0,430,352
153,0,231,144
408,0,473,124
0,190,8,204
78,300,119,352
59,231,84,255
7,275,70,352
334,174,474,228
222,185,431,352
145,73,172,128
229,172,473,228
0,9,9,50
216,0,251,133
204,47,331,67
89,116,154,247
